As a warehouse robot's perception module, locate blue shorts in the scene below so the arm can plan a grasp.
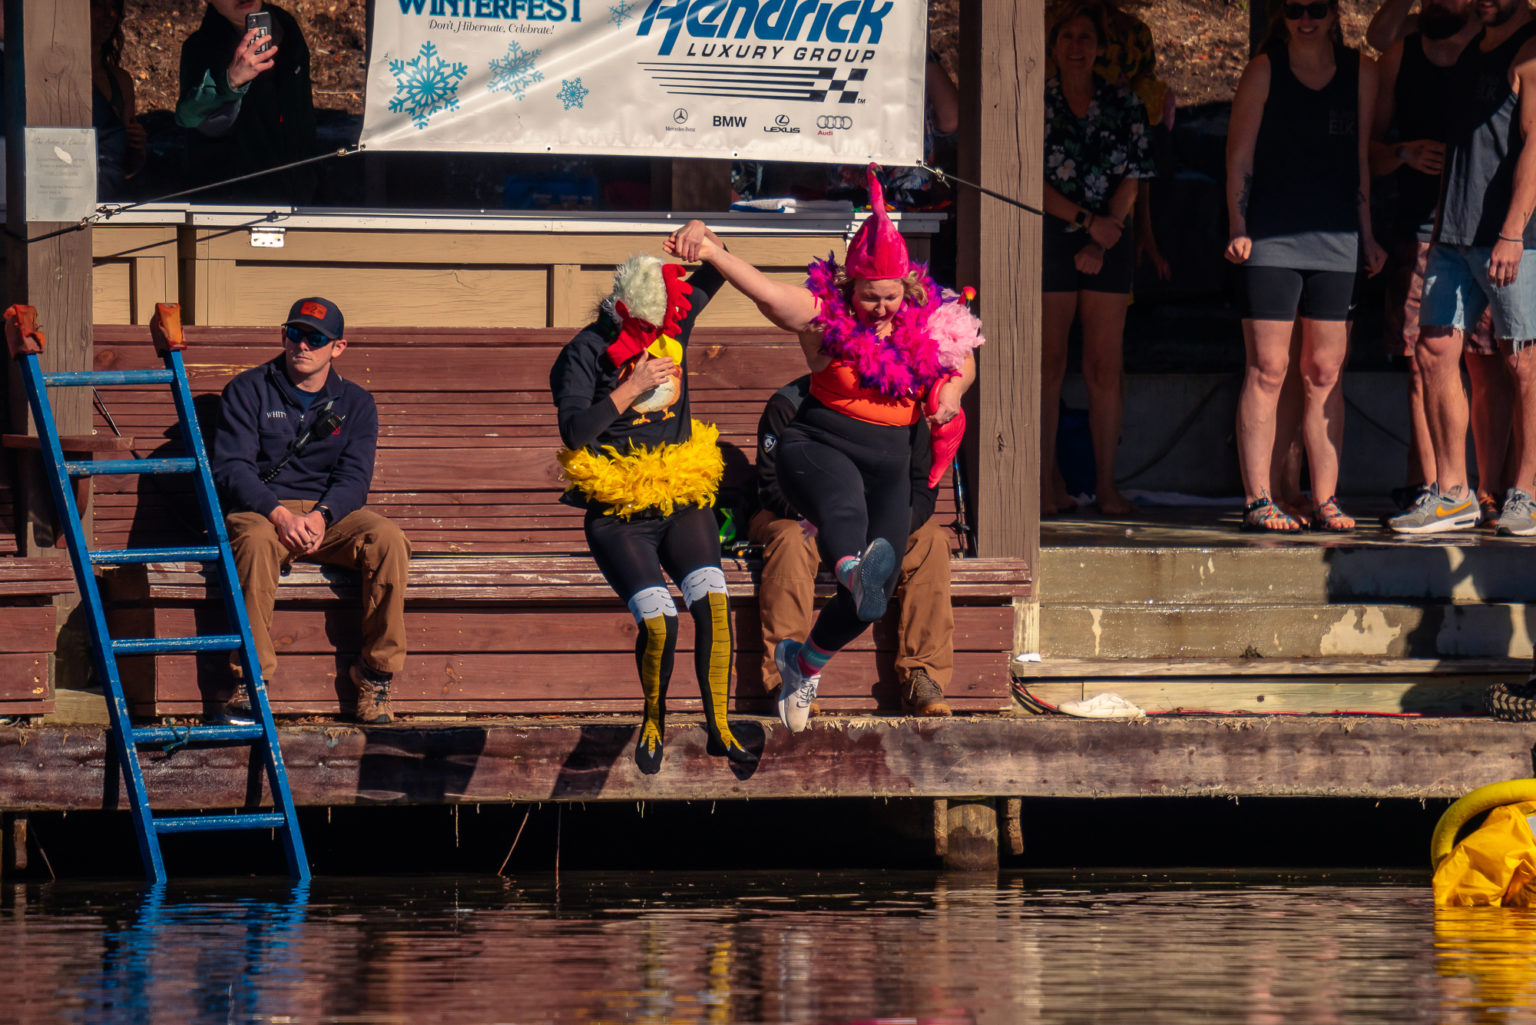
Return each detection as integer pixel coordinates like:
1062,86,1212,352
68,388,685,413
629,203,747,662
1421,244,1536,347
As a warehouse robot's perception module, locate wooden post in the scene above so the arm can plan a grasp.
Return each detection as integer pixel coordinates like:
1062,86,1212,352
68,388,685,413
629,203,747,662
956,0,1038,563
652,158,732,213
3,0,94,555
941,797,1000,871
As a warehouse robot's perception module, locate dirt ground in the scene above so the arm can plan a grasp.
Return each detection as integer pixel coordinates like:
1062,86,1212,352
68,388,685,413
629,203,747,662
120,0,1381,118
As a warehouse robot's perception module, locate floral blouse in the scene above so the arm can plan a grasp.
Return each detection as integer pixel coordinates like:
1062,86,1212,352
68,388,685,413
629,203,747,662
1043,75,1154,215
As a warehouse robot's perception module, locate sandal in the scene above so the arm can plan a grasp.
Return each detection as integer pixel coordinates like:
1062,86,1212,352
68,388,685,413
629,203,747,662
1241,497,1302,534
1311,496,1355,533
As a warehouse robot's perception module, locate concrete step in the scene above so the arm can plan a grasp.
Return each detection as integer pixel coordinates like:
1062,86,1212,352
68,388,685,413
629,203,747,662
1015,673,1507,716
1040,543,1536,605
1011,655,1529,678
1040,602,1536,660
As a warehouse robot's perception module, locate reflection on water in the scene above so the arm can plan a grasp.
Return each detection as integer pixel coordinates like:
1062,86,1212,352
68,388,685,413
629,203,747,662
2,874,1536,1023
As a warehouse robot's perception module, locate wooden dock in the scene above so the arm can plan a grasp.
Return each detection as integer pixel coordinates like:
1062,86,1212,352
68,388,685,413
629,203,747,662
3,715,1532,809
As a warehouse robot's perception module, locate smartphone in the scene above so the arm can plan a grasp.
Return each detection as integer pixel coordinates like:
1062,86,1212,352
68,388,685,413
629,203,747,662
246,10,273,56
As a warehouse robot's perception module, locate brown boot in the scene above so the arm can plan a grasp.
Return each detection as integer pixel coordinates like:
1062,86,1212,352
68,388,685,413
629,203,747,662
902,668,952,717
350,664,394,724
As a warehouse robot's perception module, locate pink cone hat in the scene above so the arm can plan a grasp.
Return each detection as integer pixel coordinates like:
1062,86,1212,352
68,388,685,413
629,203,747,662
844,164,910,280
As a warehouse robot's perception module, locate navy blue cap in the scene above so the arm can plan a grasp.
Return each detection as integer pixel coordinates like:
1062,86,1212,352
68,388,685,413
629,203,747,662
284,297,345,340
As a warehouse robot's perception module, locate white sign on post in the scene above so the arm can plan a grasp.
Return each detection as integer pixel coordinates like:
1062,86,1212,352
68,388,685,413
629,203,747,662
24,128,97,223
360,0,926,166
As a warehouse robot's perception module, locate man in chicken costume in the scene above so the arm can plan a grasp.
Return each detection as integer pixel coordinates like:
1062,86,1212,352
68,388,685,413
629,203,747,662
550,221,754,774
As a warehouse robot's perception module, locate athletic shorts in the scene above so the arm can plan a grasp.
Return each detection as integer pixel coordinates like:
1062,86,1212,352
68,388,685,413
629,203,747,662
1042,214,1135,295
1384,240,1494,357
1239,265,1356,322
1422,243,1536,348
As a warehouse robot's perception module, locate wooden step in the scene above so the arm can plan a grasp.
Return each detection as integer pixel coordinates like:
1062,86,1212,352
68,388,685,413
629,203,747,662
1010,656,1531,678
1015,673,1512,716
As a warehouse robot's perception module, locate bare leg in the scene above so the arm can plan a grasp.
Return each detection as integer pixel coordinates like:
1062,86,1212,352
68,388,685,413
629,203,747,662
1465,348,1513,504
1298,317,1350,505
1505,340,1536,494
1040,291,1076,517
1406,346,1437,489
1272,323,1308,525
1237,319,1298,504
1079,289,1134,515
1419,326,1471,496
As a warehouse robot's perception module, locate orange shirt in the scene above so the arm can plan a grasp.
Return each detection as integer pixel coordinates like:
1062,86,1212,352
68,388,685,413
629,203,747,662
809,362,919,426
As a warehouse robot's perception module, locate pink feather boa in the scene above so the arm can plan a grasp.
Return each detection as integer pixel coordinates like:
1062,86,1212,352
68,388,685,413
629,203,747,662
806,255,985,398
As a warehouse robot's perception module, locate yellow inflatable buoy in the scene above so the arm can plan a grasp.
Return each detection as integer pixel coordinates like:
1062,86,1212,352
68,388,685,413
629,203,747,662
1431,778,1536,906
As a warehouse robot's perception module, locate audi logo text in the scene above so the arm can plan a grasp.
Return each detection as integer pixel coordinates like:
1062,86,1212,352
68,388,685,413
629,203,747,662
817,115,853,130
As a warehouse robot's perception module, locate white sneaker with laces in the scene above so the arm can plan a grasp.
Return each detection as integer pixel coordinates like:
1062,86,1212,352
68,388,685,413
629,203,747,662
1057,691,1146,719
774,639,820,733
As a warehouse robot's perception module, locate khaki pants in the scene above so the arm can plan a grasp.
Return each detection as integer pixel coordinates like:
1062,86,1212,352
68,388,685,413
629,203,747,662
227,499,412,683
747,509,954,691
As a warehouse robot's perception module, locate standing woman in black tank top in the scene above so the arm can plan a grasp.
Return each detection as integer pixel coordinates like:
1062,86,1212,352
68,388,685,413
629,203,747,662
1225,0,1386,533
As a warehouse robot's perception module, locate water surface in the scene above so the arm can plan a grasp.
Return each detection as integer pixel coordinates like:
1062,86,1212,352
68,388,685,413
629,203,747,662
2,872,1533,1024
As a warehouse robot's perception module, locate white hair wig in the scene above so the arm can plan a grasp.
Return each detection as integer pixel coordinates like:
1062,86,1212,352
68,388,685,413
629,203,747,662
602,254,668,326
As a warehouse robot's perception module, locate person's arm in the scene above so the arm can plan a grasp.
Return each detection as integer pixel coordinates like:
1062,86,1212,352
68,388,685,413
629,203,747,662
1366,0,1419,53
926,56,960,135
1490,47,1536,287
756,386,806,520
927,352,976,427
684,232,820,334
211,376,283,519
316,389,377,524
1369,42,1404,175
550,333,677,450
1358,54,1388,275
1225,55,1270,264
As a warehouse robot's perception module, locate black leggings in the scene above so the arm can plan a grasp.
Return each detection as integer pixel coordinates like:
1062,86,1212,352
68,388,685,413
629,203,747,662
584,504,734,742
776,399,913,654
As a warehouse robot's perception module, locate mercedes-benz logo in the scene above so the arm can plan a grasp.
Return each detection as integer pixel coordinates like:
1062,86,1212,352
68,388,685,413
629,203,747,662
774,113,791,126
672,108,689,125
816,115,854,130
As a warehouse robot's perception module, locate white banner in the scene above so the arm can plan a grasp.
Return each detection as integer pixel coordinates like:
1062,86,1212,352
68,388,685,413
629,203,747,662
360,0,926,165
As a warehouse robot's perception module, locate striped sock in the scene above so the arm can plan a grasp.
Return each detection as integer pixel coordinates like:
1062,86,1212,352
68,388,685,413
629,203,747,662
796,638,833,678
835,555,859,587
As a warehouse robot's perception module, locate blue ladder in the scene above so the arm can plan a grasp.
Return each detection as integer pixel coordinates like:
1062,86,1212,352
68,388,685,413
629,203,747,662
5,303,308,884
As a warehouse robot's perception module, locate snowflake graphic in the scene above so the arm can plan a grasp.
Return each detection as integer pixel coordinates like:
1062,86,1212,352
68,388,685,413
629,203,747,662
557,77,590,111
387,41,469,130
609,0,635,27
488,40,543,100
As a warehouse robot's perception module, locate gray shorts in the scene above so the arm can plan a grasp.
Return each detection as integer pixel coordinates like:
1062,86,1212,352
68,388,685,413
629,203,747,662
1422,243,1536,347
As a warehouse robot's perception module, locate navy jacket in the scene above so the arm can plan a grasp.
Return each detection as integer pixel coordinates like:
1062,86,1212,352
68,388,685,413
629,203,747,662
212,357,377,521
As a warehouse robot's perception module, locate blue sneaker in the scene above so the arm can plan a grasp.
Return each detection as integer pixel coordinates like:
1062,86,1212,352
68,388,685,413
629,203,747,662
847,538,896,622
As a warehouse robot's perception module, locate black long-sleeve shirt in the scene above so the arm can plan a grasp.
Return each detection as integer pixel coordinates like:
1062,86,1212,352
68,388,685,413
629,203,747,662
549,262,726,454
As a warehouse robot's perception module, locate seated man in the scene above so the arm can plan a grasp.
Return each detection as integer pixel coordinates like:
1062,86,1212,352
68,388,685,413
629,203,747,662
748,376,957,717
211,297,410,723
175,0,318,203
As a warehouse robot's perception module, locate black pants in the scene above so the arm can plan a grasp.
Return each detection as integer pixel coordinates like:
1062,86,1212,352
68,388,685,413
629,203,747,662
776,399,913,654
585,504,722,603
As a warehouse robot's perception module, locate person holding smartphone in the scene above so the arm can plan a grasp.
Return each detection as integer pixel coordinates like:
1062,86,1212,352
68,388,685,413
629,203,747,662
175,0,318,203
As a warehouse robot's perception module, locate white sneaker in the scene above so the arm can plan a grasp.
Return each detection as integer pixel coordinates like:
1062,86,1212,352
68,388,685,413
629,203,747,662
774,639,820,733
1057,691,1146,719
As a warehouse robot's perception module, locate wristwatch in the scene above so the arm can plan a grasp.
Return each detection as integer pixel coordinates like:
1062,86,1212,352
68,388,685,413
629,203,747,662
1073,208,1089,227
317,505,334,527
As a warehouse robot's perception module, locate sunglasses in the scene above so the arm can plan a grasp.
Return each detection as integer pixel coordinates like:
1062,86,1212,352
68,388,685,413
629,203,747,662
1283,1,1331,18
283,325,333,349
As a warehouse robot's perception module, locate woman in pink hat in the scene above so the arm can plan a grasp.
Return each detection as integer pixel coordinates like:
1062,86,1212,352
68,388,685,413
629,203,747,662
668,167,984,732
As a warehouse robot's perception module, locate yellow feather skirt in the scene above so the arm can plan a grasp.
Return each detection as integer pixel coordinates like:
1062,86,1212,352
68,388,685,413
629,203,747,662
558,420,724,519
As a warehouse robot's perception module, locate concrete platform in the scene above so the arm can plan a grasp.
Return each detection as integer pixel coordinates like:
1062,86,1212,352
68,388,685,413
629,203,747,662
2,715,1533,810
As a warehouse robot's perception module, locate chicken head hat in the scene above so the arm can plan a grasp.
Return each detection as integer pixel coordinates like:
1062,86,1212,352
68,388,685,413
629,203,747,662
844,164,911,280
